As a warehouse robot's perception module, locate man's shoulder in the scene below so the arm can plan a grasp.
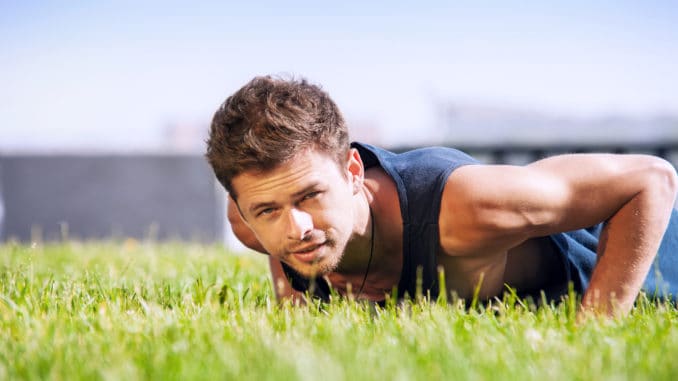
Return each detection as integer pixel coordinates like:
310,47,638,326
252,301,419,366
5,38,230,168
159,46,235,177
352,141,480,173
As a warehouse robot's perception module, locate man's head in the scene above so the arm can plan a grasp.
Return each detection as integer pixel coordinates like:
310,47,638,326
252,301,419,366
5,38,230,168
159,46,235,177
207,76,364,277
230,148,366,277
206,76,350,197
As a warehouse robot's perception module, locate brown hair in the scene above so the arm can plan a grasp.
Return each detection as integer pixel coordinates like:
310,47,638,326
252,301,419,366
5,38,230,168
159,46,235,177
206,76,349,197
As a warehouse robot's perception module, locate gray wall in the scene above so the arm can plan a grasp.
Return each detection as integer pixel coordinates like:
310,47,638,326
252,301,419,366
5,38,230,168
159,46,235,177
2,143,677,243
0,154,225,242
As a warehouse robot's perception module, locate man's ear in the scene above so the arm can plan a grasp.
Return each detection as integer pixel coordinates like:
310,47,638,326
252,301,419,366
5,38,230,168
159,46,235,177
345,148,365,195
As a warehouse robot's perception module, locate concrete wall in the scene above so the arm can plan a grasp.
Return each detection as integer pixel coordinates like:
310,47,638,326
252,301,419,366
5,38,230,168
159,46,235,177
2,143,676,243
0,154,226,242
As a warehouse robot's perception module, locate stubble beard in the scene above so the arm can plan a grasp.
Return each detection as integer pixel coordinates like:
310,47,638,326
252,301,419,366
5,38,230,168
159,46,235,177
286,234,347,279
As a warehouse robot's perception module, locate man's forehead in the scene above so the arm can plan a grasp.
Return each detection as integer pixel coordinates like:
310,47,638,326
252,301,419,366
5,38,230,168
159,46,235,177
231,150,345,200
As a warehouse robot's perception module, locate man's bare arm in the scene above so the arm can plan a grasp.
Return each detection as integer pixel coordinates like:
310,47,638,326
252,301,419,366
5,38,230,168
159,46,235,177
267,257,306,304
440,154,678,316
227,197,305,303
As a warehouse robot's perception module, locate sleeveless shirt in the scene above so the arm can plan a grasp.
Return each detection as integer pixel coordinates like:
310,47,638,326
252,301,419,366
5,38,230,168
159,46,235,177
281,142,678,302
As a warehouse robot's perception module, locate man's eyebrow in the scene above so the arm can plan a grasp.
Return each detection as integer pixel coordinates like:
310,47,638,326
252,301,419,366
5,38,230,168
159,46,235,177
291,183,321,198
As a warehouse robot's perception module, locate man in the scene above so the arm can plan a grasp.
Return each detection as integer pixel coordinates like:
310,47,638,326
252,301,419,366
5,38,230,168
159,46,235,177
206,76,678,317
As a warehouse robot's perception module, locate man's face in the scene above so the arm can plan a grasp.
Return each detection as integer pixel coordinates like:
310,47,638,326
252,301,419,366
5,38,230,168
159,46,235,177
232,149,362,278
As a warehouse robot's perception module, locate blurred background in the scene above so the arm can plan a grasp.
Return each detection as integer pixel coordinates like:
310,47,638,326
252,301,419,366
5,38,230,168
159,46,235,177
1,1,677,244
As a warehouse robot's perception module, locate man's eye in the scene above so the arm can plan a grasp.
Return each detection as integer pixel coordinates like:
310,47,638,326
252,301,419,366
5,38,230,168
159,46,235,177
257,208,275,217
302,191,320,201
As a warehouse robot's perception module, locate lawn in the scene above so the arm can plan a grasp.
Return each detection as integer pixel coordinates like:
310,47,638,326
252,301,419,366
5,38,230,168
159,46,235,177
1,241,678,381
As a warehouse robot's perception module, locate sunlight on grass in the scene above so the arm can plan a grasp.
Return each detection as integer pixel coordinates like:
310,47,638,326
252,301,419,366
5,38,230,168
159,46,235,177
1,241,678,380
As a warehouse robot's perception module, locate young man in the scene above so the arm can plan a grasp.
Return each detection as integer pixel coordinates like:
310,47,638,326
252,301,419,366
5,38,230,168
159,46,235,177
206,76,678,316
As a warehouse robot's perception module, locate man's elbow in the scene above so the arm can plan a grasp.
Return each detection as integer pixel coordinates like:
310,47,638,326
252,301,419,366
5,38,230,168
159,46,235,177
645,158,678,206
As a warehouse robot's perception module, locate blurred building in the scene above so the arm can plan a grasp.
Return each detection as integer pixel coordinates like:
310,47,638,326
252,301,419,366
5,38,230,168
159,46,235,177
0,153,226,243
2,108,677,245
163,121,209,153
437,103,678,146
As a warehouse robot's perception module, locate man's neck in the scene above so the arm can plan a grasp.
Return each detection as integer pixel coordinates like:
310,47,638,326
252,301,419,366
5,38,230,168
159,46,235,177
329,167,404,299
335,187,374,275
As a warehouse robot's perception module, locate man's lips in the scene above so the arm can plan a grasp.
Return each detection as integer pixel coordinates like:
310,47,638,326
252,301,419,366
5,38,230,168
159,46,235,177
290,242,326,263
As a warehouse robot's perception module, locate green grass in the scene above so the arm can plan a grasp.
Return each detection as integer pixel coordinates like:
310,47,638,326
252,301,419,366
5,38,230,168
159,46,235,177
2,241,678,381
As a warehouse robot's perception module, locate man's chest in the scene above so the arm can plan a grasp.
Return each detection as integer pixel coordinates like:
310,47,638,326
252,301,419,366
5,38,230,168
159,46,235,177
435,237,563,300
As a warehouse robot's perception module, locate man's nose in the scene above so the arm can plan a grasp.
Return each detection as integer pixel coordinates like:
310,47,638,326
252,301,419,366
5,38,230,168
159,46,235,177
286,208,313,240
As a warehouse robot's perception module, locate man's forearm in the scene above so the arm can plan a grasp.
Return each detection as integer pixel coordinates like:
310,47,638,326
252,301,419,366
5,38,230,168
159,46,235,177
582,171,677,316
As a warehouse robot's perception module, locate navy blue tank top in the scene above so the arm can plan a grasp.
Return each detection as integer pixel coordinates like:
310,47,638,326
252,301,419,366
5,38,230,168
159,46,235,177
281,142,678,302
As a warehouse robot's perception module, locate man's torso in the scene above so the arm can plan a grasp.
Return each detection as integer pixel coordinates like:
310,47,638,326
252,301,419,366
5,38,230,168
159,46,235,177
337,165,565,302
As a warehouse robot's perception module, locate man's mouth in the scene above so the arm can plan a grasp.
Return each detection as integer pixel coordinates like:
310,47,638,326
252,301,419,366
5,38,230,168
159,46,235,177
290,242,326,263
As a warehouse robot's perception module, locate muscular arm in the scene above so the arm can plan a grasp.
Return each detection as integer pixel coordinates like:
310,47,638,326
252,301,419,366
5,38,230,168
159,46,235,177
440,154,678,316
227,197,305,304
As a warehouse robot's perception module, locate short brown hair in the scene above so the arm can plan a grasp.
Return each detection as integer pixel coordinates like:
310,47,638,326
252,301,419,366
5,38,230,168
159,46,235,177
206,76,349,197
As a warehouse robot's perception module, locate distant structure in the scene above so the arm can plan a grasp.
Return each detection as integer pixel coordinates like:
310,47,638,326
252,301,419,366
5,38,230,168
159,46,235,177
2,108,676,245
437,102,678,146
0,154,226,243
163,121,209,153
348,118,383,145
0,183,4,239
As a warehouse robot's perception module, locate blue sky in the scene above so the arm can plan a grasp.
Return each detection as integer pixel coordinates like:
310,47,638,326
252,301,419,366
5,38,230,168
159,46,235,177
1,1,677,150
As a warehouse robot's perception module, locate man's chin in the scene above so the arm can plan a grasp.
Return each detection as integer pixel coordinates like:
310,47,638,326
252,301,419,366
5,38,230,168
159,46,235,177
282,242,345,278
291,258,338,279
